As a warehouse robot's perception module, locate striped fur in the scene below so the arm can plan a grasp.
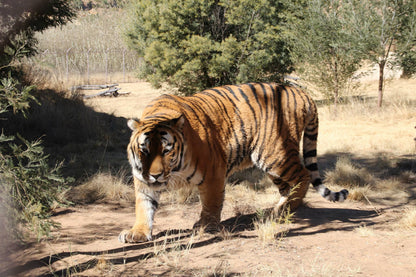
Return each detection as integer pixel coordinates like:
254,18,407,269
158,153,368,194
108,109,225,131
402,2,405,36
119,83,348,243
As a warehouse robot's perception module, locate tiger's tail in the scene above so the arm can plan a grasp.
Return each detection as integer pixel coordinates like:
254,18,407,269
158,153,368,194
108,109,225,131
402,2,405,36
302,109,349,202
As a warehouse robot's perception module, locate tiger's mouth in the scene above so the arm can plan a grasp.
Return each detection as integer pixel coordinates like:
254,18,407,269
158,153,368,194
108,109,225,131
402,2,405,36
148,181,168,191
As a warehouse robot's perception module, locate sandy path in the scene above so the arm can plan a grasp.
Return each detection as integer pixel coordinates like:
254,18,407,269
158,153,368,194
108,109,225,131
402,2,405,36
2,191,415,276
1,81,415,276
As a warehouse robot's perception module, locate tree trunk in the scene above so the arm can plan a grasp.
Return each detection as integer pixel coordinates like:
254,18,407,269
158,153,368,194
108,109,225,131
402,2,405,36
378,61,385,108
334,86,338,116
334,60,339,116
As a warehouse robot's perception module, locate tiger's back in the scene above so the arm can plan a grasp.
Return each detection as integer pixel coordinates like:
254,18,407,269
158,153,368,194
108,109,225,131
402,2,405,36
143,83,317,180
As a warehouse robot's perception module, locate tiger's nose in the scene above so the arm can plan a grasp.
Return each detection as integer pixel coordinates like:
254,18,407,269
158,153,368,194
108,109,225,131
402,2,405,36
149,173,162,183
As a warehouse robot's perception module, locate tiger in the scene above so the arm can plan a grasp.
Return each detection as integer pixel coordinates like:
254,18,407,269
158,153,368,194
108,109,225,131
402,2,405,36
118,82,348,243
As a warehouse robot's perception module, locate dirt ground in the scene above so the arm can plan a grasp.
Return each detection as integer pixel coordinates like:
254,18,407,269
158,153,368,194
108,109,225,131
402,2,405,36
1,81,415,276
2,191,415,276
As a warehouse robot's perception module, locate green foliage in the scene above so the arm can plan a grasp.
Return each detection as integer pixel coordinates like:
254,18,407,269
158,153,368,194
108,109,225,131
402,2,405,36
396,1,416,78
0,74,36,114
0,1,75,242
348,0,407,64
0,134,69,241
285,0,365,104
126,0,293,95
346,0,416,106
0,0,74,71
0,76,71,242
399,51,416,78
286,0,416,107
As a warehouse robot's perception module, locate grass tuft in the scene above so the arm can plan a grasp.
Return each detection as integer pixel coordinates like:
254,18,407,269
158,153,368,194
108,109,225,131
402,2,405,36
398,170,416,184
254,207,294,246
68,171,134,205
354,225,374,237
347,185,372,202
397,207,416,229
152,230,195,272
164,185,200,205
324,157,376,188
95,257,113,274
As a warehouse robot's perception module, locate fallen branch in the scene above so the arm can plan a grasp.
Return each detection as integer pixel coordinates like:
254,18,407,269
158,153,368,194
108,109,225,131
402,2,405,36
71,84,118,91
82,87,130,99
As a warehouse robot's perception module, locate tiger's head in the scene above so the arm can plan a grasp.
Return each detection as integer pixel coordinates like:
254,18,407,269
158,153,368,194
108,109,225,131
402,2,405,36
127,111,185,190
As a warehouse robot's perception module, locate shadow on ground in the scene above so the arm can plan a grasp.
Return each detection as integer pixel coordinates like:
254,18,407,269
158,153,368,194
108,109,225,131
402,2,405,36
1,202,386,277
4,88,131,180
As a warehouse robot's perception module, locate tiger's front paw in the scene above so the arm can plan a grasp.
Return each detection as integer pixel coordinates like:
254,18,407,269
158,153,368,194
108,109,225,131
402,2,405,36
193,218,221,233
118,228,152,243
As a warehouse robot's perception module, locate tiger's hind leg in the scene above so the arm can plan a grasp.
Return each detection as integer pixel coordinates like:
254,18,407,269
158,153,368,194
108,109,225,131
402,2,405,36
267,157,311,214
271,177,290,211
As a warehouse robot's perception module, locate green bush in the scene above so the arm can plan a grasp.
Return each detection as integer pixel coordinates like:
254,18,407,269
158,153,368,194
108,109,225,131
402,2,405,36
0,134,69,241
126,0,293,95
399,50,416,78
0,77,70,242
0,1,75,242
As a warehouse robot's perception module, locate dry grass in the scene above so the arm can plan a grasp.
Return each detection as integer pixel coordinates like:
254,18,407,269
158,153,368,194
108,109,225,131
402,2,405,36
347,186,373,202
398,170,416,184
324,157,376,188
68,171,134,205
150,230,195,275
323,153,414,203
254,207,295,246
253,215,282,246
225,182,278,216
95,257,114,275
31,9,140,87
323,157,377,202
162,183,200,205
397,207,416,229
193,260,231,277
354,225,375,237
318,79,416,156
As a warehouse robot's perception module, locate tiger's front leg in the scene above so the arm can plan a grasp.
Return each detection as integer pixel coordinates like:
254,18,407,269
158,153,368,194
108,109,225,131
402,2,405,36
193,176,225,232
119,179,159,243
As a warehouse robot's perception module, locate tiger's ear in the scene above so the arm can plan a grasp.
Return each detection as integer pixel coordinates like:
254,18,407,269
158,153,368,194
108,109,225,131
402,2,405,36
171,115,185,130
160,110,185,130
127,118,140,131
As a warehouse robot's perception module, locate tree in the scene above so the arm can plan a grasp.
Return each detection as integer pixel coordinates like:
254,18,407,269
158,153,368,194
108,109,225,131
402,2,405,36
348,0,415,107
0,0,74,71
396,1,416,78
126,0,293,95
285,0,365,110
0,0,74,241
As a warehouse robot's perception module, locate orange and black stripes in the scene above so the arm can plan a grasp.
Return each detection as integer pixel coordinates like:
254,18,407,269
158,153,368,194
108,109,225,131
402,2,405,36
129,82,348,204
122,82,349,243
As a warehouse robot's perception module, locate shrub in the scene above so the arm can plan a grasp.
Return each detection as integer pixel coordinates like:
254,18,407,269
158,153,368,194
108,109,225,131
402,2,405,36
0,0,76,242
0,77,70,241
126,0,293,95
0,134,69,241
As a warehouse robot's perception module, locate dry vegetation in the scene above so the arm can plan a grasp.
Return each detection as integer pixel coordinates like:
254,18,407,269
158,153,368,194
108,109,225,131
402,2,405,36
3,77,408,277
30,8,140,87
316,78,416,208
2,8,415,277
1,76,414,276
68,171,134,205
